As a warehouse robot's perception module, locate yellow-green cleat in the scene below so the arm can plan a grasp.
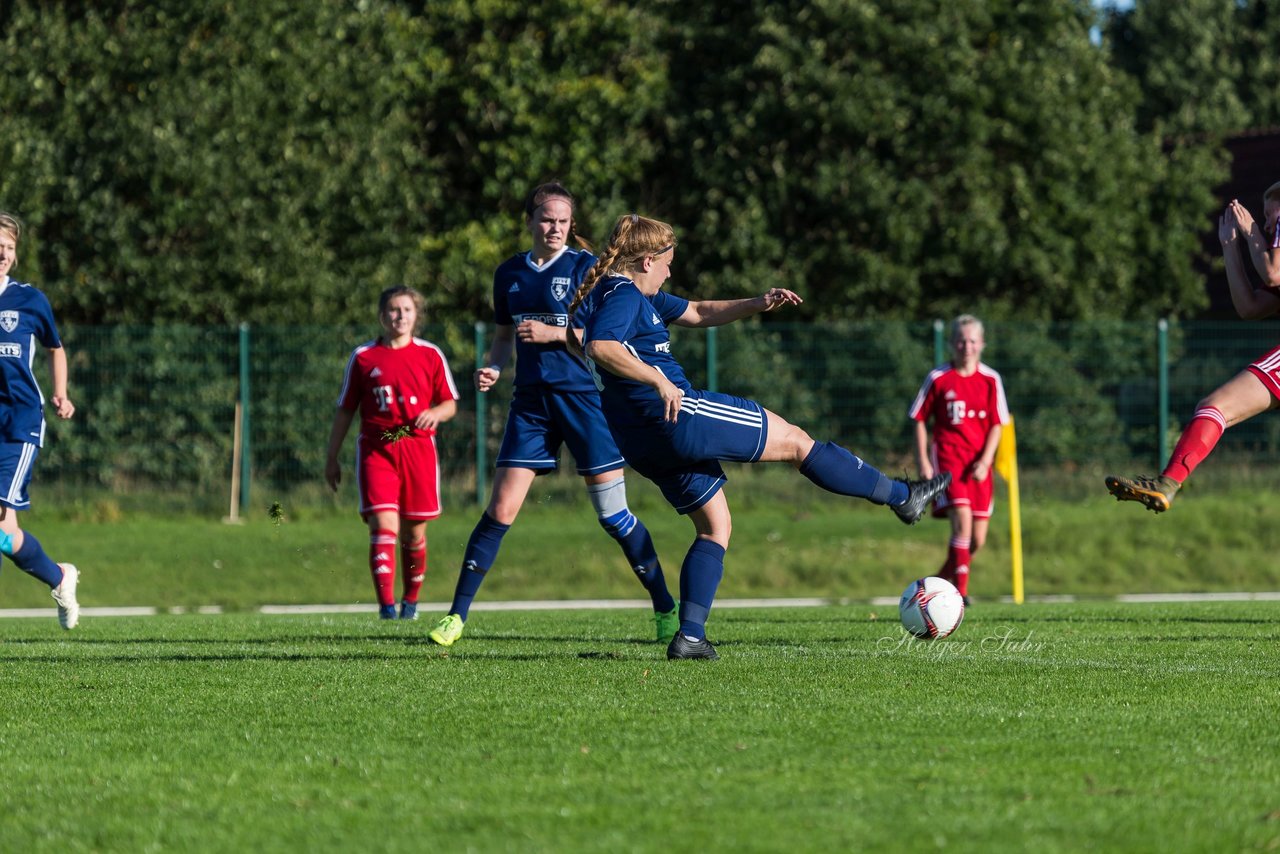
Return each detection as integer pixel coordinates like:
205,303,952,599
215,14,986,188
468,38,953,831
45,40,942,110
428,613,465,646
1104,474,1180,513
654,604,679,644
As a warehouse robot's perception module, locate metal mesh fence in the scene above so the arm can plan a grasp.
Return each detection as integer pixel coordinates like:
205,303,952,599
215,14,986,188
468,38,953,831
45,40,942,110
34,319,1280,505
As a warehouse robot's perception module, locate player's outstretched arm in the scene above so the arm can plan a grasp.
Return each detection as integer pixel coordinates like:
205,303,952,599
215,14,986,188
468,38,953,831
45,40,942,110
674,288,803,328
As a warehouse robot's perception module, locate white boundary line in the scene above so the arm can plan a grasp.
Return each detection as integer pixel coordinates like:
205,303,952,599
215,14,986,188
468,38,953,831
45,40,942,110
3,593,1280,620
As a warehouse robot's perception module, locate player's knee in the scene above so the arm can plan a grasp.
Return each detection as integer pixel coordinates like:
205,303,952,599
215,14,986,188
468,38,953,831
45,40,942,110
587,477,635,538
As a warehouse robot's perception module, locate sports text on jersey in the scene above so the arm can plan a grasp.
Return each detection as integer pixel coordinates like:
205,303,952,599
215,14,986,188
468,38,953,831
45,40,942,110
513,313,570,327
0,343,20,358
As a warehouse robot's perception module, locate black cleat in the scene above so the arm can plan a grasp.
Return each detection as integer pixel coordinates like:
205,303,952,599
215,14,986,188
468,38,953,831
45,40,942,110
1104,474,1179,513
892,472,952,525
667,633,720,660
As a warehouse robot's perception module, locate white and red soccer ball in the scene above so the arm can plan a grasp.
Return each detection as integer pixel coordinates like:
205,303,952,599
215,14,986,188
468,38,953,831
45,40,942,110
898,576,965,639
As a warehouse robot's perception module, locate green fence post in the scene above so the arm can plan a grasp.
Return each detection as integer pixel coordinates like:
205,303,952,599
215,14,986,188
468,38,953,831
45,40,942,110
933,319,944,366
707,326,718,393
475,321,487,506
1158,318,1169,468
238,322,251,512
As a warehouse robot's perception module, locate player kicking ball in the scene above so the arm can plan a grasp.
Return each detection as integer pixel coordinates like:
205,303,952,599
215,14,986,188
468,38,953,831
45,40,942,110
573,213,950,660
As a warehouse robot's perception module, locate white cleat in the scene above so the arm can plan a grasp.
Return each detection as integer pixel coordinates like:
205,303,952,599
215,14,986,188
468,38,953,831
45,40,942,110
51,563,80,629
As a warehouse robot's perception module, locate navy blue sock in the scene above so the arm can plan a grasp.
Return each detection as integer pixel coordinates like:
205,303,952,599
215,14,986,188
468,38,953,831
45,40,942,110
10,533,63,588
599,511,676,613
678,539,726,640
448,513,510,620
799,441,907,505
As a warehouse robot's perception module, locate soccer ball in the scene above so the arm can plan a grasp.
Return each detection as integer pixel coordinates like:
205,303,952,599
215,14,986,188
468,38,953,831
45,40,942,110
898,576,965,639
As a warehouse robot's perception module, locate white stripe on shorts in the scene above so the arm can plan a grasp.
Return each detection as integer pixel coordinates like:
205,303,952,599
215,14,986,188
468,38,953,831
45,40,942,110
679,397,762,428
5,442,35,507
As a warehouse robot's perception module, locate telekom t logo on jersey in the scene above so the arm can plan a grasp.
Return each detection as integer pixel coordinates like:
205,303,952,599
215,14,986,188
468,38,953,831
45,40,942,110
373,385,395,411
946,399,968,424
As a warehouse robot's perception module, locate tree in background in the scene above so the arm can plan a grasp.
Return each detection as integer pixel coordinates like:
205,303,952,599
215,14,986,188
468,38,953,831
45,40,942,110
655,0,1219,321
0,0,1230,325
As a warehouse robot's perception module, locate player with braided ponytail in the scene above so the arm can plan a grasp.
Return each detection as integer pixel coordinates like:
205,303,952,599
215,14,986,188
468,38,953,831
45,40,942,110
428,185,678,648
580,214,951,660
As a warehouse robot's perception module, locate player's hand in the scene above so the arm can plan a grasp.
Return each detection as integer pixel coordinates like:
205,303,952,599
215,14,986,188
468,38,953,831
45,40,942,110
918,461,935,481
517,319,561,344
760,288,803,312
657,378,685,423
1230,200,1259,241
50,396,74,419
1219,209,1238,245
970,459,990,483
324,458,341,492
413,410,440,433
475,366,500,392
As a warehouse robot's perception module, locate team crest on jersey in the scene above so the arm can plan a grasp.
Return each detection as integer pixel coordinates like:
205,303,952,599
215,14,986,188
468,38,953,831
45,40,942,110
551,277,571,301
0,311,17,333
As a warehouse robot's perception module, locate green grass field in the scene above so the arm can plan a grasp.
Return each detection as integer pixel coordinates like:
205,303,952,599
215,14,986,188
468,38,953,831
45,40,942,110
1,603,1276,853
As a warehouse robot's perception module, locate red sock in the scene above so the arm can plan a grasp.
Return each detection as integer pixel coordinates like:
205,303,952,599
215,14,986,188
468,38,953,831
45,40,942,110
400,538,426,604
949,536,971,596
369,529,397,607
937,552,955,584
1162,406,1226,483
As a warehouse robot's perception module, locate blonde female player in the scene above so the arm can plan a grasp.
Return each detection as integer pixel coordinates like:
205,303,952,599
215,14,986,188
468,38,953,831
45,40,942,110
908,314,1009,605
1106,187,1280,512
0,212,80,629
573,214,950,660
325,285,459,619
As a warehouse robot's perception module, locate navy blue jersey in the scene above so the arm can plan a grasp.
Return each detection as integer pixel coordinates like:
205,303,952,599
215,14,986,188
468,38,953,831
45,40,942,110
0,277,61,446
581,275,691,430
492,247,597,392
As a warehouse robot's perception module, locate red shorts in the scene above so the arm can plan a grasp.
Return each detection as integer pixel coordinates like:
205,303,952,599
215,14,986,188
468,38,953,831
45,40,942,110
1246,344,1280,399
356,433,442,520
930,444,995,519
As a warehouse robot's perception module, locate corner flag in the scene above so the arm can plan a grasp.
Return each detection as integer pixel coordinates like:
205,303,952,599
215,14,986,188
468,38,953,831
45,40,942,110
993,417,1023,604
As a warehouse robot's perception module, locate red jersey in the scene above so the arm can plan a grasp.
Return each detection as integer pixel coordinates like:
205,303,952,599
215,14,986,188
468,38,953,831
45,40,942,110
337,337,459,440
908,362,1009,455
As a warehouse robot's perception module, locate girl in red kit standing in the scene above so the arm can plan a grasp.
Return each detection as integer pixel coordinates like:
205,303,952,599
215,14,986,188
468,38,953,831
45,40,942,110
909,314,1010,605
325,285,459,619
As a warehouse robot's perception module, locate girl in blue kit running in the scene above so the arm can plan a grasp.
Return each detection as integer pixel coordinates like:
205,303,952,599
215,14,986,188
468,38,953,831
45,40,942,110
0,212,80,629
428,184,677,647
572,214,950,660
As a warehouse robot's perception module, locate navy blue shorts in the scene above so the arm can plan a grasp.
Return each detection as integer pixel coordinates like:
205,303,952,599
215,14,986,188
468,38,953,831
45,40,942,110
496,388,627,475
0,440,39,511
614,389,769,514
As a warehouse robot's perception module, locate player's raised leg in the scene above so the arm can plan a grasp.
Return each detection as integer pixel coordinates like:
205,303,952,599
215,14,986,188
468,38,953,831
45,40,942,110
1107,370,1276,512
759,409,950,524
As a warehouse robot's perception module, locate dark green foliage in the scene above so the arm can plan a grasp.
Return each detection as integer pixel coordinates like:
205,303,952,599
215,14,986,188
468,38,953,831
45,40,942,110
0,0,1229,327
